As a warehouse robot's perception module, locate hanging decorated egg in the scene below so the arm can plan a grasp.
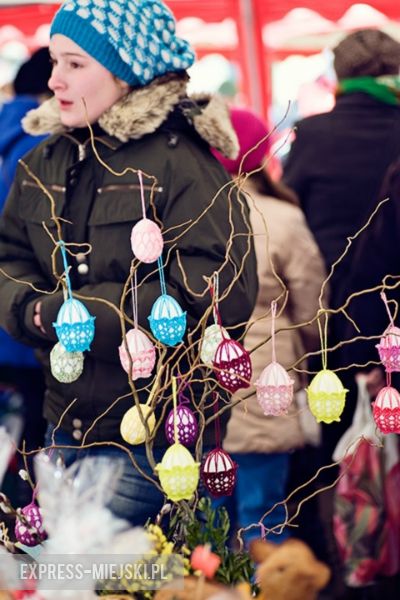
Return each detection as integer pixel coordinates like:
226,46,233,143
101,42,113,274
53,298,95,353
120,404,156,445
155,442,200,501
50,342,84,383
256,361,294,416
148,294,186,346
130,218,163,264
119,328,156,380
15,503,46,547
376,326,400,373
200,324,230,366
306,369,347,424
165,404,198,446
213,338,252,392
201,448,237,497
372,385,400,434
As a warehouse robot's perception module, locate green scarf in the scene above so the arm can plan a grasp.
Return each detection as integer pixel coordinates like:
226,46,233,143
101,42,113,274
337,75,400,105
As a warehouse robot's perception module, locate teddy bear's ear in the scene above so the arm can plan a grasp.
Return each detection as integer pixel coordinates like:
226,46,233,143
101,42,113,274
304,561,331,591
249,539,278,563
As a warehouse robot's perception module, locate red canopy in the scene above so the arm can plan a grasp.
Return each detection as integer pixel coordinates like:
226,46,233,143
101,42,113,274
1,1,400,115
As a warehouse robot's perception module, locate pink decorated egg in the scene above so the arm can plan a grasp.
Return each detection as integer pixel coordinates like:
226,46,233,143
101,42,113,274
373,385,400,434
376,326,400,372
256,361,294,416
130,218,163,263
119,328,156,380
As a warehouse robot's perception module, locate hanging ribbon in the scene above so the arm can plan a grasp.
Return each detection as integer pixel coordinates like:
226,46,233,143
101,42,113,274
270,300,277,363
131,267,138,329
317,312,329,370
213,393,221,449
157,256,167,296
138,169,147,220
58,241,72,299
172,375,178,444
381,291,395,328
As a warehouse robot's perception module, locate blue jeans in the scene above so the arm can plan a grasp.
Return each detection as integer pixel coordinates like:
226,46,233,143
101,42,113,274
45,425,165,526
215,452,290,546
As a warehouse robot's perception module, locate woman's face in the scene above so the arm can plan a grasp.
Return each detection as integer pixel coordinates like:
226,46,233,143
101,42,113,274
49,34,129,128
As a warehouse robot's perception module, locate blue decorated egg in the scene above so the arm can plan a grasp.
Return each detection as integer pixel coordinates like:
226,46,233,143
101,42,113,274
148,294,186,346
53,298,95,352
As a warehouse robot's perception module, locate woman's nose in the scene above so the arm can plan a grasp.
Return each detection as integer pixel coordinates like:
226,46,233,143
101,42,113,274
48,67,65,92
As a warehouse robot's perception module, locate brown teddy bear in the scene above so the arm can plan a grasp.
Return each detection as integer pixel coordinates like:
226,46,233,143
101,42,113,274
153,538,330,600
250,538,331,600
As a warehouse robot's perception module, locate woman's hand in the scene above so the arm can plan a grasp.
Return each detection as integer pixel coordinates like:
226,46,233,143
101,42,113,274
33,300,47,334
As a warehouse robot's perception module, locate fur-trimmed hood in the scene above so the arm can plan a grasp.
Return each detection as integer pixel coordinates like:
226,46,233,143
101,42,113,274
22,77,239,159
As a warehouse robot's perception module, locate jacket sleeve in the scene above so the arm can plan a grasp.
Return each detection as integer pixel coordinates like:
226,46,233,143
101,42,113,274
279,209,327,352
0,175,56,347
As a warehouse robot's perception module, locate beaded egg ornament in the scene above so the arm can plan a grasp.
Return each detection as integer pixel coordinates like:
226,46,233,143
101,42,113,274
307,369,347,424
130,170,163,264
200,324,231,366
165,383,198,446
119,270,156,381
53,242,95,352
376,292,400,373
200,275,230,366
50,342,84,383
15,501,46,547
213,337,252,393
210,275,252,392
256,301,294,416
156,377,200,501
120,381,157,445
372,374,400,434
307,315,347,423
201,396,237,497
148,257,186,346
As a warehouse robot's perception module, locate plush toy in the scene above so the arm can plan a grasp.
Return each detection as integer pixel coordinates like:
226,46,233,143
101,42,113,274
153,539,330,600
250,538,331,600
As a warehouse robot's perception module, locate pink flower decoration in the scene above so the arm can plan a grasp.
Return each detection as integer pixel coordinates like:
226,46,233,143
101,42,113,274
191,545,221,579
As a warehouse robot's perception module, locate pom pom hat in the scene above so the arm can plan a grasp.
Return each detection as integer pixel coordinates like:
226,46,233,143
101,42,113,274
50,0,195,87
214,108,271,175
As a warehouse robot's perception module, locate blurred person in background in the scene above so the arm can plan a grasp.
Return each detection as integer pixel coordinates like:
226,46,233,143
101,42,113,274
0,47,51,505
214,108,327,548
283,28,400,465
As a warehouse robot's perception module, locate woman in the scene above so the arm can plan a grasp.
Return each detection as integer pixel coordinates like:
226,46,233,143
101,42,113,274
214,108,326,544
0,0,257,524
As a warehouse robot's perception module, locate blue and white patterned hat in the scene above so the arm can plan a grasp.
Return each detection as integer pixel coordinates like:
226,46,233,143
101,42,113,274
50,0,195,87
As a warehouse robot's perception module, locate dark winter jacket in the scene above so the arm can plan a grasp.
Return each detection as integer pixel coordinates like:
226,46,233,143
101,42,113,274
337,159,400,370
283,92,400,305
0,95,48,368
0,76,258,447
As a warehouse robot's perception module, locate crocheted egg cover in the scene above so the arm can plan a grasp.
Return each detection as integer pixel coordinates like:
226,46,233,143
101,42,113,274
165,404,198,446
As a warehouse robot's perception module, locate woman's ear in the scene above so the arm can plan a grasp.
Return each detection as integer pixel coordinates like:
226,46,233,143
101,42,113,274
117,78,130,94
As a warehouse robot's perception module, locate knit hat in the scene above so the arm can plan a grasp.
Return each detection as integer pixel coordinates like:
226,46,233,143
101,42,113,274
213,107,271,175
50,0,195,87
14,47,52,96
333,29,400,80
